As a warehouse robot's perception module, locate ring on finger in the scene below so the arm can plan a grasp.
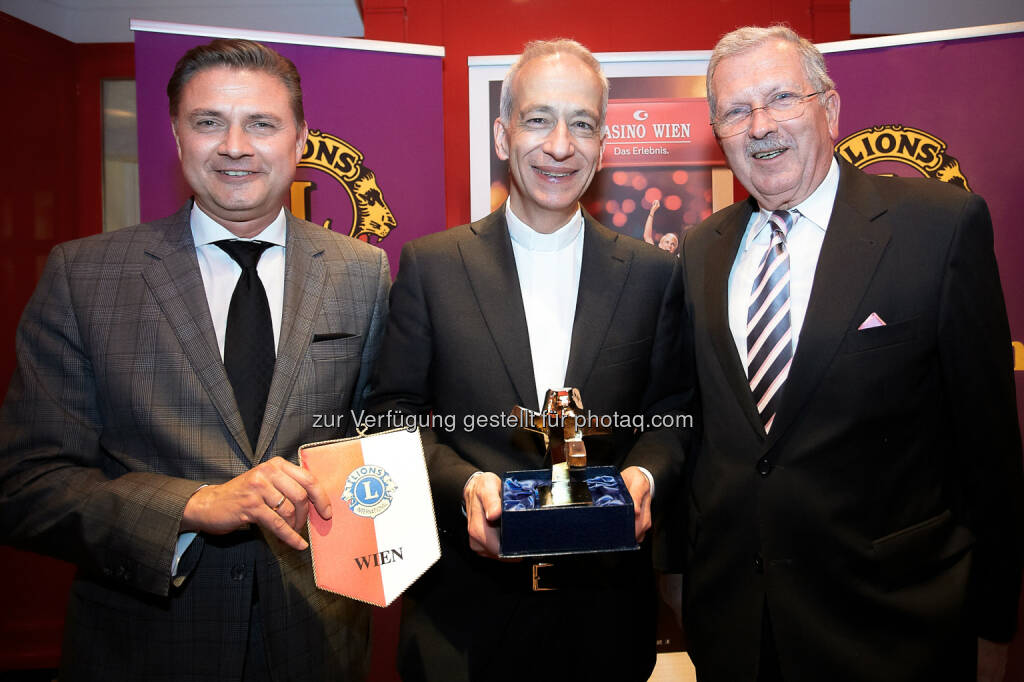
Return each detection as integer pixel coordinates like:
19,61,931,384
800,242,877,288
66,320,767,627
271,495,286,511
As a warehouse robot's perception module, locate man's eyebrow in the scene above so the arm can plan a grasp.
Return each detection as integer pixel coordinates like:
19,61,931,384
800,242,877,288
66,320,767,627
755,82,803,98
519,104,555,117
183,109,285,124
519,105,598,120
244,111,285,123
187,109,224,119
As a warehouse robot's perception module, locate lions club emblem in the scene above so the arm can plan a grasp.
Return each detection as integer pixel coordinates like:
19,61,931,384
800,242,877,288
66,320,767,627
342,464,397,518
835,124,971,191
293,129,398,244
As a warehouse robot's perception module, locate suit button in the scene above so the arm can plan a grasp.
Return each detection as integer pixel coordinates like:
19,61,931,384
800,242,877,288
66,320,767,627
756,457,772,477
231,565,246,581
753,554,764,574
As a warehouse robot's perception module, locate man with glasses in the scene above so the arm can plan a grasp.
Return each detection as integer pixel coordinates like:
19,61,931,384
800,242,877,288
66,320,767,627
679,25,1023,681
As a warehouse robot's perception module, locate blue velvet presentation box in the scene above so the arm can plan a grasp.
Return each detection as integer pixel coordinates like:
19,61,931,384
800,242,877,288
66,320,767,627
499,465,639,558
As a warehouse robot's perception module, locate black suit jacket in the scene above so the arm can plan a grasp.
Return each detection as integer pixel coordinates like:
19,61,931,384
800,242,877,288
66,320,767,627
368,208,690,681
680,160,1024,681
0,204,390,681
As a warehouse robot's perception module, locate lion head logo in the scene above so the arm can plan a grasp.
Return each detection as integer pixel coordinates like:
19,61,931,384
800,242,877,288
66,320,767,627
295,129,398,244
350,168,397,242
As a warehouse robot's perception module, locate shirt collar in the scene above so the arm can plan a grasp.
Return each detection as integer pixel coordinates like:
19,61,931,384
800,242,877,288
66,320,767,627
504,201,583,252
791,155,840,233
744,156,840,252
190,203,288,247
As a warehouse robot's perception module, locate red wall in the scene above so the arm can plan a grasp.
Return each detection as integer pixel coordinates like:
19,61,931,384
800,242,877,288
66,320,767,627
0,14,133,399
0,12,133,671
0,12,78,670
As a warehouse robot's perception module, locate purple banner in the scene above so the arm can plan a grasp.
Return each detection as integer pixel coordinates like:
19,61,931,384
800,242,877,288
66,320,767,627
825,29,1024,432
134,27,445,273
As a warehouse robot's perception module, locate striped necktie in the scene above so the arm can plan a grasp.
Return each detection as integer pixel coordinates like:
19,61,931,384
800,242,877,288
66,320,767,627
747,210,795,432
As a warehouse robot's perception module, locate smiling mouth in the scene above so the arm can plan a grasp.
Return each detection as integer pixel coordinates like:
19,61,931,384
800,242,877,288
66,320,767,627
752,149,785,160
218,170,256,177
535,168,575,178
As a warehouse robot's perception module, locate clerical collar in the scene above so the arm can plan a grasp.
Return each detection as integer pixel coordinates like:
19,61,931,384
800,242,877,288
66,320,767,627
505,201,583,252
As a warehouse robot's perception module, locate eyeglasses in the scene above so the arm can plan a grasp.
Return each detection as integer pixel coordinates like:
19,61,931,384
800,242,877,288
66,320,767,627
711,91,825,138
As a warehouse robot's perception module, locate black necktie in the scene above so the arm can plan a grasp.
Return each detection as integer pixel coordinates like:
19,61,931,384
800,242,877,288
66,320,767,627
215,240,276,450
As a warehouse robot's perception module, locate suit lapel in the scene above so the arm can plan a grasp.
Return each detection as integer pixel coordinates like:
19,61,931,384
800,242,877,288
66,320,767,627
564,215,632,389
765,161,890,449
141,203,252,460
458,211,539,410
704,199,765,438
257,215,327,461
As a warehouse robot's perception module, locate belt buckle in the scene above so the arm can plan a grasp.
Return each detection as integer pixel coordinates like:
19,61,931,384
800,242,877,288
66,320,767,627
531,562,556,591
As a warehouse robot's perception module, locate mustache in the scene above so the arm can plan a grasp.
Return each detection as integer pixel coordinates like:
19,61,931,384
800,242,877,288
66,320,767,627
746,137,789,155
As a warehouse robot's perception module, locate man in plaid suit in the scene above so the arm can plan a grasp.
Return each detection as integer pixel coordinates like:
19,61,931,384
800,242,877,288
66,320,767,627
0,39,389,681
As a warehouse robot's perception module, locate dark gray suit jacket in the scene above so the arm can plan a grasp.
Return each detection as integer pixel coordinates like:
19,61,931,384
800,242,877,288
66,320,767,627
368,209,691,681
0,203,390,681
681,160,1024,681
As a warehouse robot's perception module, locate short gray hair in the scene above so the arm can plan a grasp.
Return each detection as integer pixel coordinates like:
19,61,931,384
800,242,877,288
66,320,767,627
499,39,609,126
706,25,835,119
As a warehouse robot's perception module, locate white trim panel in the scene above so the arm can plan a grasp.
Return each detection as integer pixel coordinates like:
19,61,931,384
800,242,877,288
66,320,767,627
130,18,444,57
820,21,1024,53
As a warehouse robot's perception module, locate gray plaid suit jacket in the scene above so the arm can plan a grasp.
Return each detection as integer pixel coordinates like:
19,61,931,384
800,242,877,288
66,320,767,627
0,202,390,681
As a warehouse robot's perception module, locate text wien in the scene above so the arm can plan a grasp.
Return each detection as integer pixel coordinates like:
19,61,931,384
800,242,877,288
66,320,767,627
603,122,692,140
354,547,404,570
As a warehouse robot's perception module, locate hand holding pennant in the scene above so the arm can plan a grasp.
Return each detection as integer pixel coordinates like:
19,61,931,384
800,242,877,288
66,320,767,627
298,428,440,607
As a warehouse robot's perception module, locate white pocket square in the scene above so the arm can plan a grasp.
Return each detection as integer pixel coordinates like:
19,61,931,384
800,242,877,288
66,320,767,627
858,312,886,330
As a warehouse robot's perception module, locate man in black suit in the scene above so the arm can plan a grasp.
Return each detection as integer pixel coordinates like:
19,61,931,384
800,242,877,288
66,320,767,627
368,39,689,681
680,25,1024,681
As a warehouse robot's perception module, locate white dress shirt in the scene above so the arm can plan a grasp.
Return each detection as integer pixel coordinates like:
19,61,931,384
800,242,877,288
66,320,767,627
190,203,288,358
506,202,654,496
506,202,585,410
728,158,840,373
173,204,289,576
